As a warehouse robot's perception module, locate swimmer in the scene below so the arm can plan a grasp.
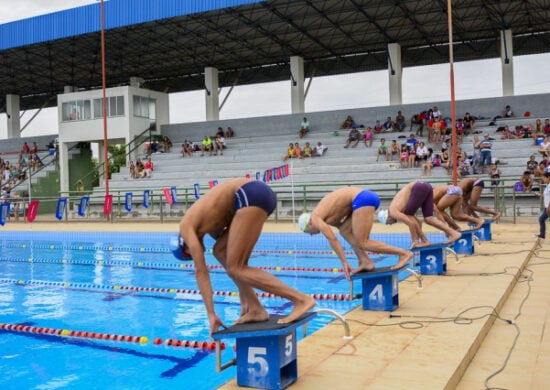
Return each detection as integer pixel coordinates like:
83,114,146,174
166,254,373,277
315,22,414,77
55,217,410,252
379,181,462,248
178,178,315,335
433,184,485,230
459,178,501,219
298,187,414,275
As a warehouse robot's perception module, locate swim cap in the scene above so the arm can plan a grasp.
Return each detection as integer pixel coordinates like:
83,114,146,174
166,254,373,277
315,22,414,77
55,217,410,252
377,209,388,225
298,213,311,232
169,235,192,261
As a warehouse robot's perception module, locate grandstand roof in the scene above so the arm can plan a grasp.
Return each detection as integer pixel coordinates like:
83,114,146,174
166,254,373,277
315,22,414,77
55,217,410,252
1,0,550,113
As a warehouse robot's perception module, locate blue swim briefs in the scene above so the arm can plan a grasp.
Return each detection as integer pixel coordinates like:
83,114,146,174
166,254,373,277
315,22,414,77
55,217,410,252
234,181,277,215
351,190,380,211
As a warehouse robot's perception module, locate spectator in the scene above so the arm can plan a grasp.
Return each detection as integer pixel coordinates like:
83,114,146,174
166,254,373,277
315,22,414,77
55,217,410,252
415,141,429,166
533,119,543,144
389,139,400,161
31,142,38,154
216,127,224,137
463,112,476,134
544,119,550,136
432,105,442,119
503,105,514,118
519,171,534,191
440,149,451,174
409,111,425,135
526,154,538,175
500,125,517,140
490,163,502,187
294,142,302,159
200,136,214,156
479,134,493,174
76,180,85,194
129,160,136,179
455,119,465,144
135,159,145,178
382,116,395,132
395,110,406,132
144,158,153,178
406,133,419,149
225,127,235,138
31,153,43,171
214,135,225,155
421,148,435,176
538,136,550,156
343,128,361,148
457,155,471,178
313,141,327,157
181,140,193,158
302,142,312,158
340,115,355,129
375,138,390,162
472,135,482,174
363,127,373,147
282,143,295,161
432,118,442,151
400,144,410,168
299,117,310,139
21,142,30,155
163,136,172,153
373,119,384,134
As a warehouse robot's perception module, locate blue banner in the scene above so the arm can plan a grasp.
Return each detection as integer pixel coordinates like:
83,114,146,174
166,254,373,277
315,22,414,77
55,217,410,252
170,187,177,204
194,183,200,199
56,198,67,221
125,192,133,212
78,196,89,217
0,203,9,226
143,190,150,208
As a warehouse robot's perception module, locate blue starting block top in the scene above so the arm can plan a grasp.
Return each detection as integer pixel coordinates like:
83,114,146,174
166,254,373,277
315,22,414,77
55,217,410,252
414,242,449,275
470,219,495,241
351,266,399,311
454,230,475,255
212,313,317,390
212,313,317,340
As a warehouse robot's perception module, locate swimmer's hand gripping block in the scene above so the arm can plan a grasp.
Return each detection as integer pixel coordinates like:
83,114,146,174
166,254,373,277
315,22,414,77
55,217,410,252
212,313,316,389
351,266,399,311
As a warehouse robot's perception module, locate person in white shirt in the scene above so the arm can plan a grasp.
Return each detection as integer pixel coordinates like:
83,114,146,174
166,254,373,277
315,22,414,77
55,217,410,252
538,136,550,156
535,172,550,239
313,141,327,157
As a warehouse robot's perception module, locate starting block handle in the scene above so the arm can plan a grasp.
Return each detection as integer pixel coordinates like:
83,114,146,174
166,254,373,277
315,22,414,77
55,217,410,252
215,340,236,373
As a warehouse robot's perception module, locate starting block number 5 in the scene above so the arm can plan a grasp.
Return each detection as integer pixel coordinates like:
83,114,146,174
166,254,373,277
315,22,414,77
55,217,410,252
247,334,293,377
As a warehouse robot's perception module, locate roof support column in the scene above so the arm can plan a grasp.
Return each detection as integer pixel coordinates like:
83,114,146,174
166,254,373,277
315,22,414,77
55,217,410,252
500,29,514,96
290,56,305,114
6,94,21,138
388,43,402,105
204,66,220,121
59,141,69,194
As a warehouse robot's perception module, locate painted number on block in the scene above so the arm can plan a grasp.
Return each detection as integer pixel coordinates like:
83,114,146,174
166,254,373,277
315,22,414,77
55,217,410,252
285,334,293,356
426,255,437,269
247,347,269,377
458,238,467,247
369,284,384,304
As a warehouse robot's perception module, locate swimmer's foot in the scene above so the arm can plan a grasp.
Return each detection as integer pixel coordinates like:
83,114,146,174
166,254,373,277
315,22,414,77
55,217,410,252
444,230,462,244
353,262,376,274
411,241,431,249
473,219,485,230
234,309,269,325
492,212,501,220
277,295,316,325
391,251,414,270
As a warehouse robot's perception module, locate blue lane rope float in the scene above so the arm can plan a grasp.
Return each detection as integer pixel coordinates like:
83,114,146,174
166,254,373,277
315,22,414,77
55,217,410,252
1,278,351,301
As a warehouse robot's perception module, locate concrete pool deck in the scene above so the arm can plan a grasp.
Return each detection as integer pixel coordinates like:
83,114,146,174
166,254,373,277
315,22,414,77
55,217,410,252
2,220,548,389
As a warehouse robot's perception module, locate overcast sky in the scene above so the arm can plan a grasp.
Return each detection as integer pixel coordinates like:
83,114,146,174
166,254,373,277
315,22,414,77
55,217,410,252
1,1,550,139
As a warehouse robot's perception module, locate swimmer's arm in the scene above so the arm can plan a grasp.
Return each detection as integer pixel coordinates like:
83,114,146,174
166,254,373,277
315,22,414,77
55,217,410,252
311,215,351,279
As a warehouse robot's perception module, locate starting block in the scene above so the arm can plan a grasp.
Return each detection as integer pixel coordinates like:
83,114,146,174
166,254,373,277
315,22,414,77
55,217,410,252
212,312,316,390
414,243,449,275
453,230,475,255
351,266,399,311
471,220,495,241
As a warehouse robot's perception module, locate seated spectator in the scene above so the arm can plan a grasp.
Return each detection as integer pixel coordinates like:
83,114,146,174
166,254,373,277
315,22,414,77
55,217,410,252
455,119,465,144
395,110,406,132
343,128,361,148
181,140,193,158
389,139,400,161
225,127,235,138
490,163,502,186
76,180,85,194
375,138,390,162
149,140,159,154
382,116,395,132
302,142,312,158
415,141,429,165
340,115,355,129
214,135,225,155
216,127,224,137
400,144,409,168
162,136,172,153
503,105,514,118
432,106,442,119
299,117,310,139
457,155,471,178
363,127,373,147
200,136,215,156
294,142,302,159
421,148,435,176
526,154,538,174
544,119,550,136
440,149,451,174
463,112,476,133
532,119,544,144
282,143,295,161
409,112,425,135
313,141,327,157
129,160,136,179
406,133,419,149
519,171,534,191
373,120,384,133
144,158,153,178
538,136,550,155
31,153,43,171
21,142,30,155
500,125,517,140
31,142,38,154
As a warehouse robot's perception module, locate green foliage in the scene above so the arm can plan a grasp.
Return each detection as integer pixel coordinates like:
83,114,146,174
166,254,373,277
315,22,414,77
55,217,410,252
91,144,127,182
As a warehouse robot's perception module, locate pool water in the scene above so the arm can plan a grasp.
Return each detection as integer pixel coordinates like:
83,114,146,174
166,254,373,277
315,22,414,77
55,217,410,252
0,231,439,389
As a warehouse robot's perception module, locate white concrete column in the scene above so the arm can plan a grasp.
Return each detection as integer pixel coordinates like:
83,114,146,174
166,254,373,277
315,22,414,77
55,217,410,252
500,29,514,96
59,142,70,194
388,43,403,105
6,94,21,138
204,67,220,121
290,56,305,114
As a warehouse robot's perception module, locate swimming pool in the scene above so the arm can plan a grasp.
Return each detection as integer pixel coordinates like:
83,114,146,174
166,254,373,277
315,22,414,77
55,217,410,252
0,231,438,389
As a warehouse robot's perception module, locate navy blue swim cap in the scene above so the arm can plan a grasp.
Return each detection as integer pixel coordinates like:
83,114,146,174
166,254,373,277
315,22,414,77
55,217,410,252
170,235,192,261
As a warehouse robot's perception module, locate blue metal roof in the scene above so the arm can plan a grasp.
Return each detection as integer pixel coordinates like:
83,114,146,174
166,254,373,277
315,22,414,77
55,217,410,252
0,0,265,50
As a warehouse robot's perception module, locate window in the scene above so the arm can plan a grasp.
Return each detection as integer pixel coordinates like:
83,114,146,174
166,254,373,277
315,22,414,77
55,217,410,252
93,96,125,118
